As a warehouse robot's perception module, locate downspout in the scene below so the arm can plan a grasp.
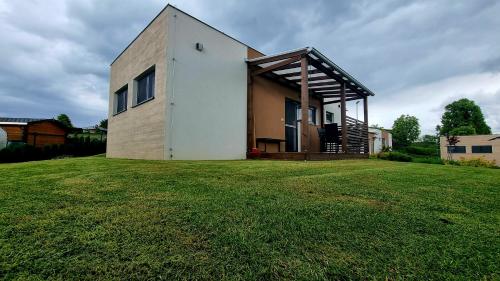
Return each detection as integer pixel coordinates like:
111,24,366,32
166,11,178,160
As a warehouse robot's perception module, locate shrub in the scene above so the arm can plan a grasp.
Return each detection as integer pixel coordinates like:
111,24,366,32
446,157,498,168
377,151,413,162
403,145,438,156
412,157,444,165
381,146,392,153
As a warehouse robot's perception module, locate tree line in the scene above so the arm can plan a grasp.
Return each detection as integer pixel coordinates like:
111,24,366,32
389,98,491,148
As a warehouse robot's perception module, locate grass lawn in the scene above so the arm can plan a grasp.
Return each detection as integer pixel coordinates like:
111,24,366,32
0,156,499,280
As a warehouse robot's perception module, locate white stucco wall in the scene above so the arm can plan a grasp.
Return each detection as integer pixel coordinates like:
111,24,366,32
164,7,248,160
323,102,342,124
369,128,392,154
369,128,383,154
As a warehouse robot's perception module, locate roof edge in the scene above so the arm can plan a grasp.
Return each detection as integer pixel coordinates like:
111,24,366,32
309,48,375,96
111,4,262,66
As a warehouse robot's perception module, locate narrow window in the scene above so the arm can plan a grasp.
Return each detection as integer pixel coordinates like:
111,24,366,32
472,145,492,153
114,86,127,114
135,67,155,105
326,111,333,123
297,106,317,125
447,146,466,153
308,107,316,125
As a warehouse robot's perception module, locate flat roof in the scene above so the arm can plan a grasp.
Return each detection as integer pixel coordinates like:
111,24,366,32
111,4,258,65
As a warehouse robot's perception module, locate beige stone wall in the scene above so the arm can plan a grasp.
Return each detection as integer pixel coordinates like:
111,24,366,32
440,135,500,165
107,9,168,160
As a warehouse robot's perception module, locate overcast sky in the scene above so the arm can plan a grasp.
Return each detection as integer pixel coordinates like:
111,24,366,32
0,0,499,134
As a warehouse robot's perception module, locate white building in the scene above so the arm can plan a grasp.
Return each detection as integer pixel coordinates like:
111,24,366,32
368,127,392,154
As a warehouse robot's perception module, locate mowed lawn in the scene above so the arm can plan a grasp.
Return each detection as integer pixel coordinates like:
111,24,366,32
0,156,499,280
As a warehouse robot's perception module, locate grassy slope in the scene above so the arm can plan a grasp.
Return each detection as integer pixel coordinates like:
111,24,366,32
0,157,498,280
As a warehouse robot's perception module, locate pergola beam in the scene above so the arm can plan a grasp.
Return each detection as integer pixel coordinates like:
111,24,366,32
308,81,341,87
323,96,361,104
318,94,359,98
325,96,361,104
273,62,302,71
251,56,301,76
279,68,322,78
309,85,341,91
287,75,331,82
308,58,367,98
247,48,308,66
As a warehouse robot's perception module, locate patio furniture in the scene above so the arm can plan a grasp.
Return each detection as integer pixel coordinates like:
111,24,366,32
319,123,341,153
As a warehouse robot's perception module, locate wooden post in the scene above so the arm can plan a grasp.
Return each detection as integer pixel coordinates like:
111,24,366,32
340,82,348,153
247,73,256,152
363,96,369,153
300,56,309,154
320,98,325,127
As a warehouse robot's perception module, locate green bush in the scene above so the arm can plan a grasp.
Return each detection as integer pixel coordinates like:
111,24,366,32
446,157,498,168
412,157,444,165
0,138,106,163
402,145,438,156
377,152,413,162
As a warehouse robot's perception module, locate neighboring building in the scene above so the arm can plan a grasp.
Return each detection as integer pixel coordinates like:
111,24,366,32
0,127,6,150
440,135,500,165
107,5,375,160
0,118,70,148
368,127,392,154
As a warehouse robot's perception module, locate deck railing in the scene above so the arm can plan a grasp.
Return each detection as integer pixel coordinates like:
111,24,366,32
344,116,369,154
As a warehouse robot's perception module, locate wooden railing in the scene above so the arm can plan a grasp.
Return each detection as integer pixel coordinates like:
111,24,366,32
344,116,369,154
320,117,369,154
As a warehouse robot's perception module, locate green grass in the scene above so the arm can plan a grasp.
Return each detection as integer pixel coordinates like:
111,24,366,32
0,157,499,280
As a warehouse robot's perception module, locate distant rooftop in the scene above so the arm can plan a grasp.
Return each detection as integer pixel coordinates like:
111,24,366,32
0,117,44,124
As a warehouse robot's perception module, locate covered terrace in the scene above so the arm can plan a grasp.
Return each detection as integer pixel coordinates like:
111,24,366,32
247,47,375,160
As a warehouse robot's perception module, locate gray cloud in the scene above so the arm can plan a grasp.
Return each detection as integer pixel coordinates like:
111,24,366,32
0,0,499,133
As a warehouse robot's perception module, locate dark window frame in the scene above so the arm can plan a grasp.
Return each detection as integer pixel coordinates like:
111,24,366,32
471,145,492,153
308,106,317,125
133,66,155,107
326,111,333,123
296,104,317,125
447,146,466,153
114,85,128,115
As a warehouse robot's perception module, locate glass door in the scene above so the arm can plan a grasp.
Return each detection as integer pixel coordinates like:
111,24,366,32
285,99,299,152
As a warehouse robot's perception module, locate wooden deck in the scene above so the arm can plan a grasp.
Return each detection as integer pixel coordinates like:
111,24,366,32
253,152,369,161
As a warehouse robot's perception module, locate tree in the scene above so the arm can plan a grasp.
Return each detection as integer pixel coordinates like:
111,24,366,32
421,134,438,144
450,125,476,136
439,98,491,136
56,114,73,128
392,115,420,147
445,135,460,161
99,119,108,129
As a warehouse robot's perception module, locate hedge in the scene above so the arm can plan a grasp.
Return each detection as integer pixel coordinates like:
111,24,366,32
0,137,105,163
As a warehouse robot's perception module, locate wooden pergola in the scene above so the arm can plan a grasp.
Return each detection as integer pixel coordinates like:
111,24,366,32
247,47,375,155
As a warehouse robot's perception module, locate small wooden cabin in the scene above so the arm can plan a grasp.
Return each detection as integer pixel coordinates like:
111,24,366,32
0,118,70,148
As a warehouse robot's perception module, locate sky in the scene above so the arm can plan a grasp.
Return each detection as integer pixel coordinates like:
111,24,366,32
0,0,499,134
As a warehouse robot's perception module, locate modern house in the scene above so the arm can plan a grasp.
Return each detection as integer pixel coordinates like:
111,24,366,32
368,127,392,154
0,118,70,148
440,135,499,165
107,5,375,160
